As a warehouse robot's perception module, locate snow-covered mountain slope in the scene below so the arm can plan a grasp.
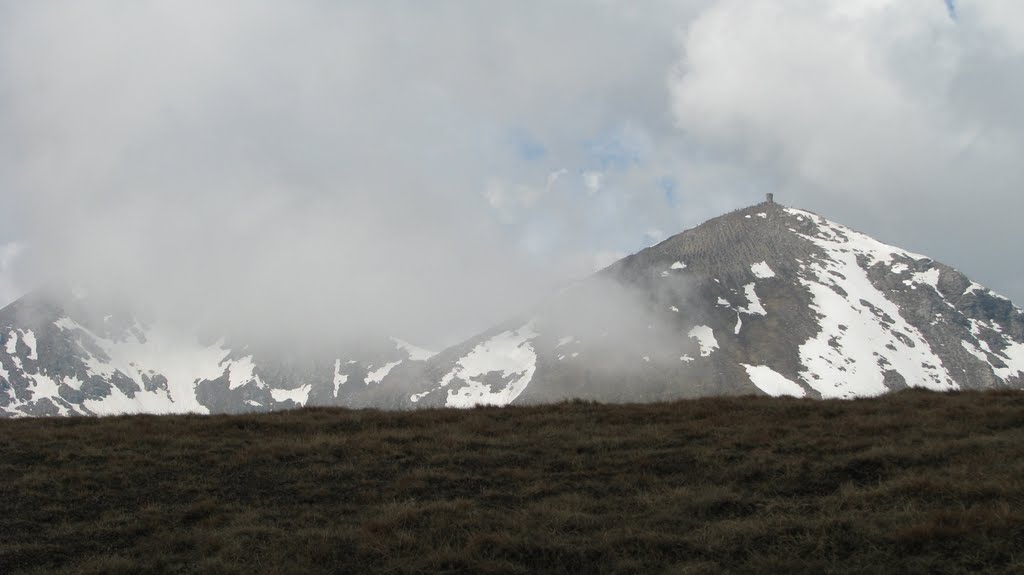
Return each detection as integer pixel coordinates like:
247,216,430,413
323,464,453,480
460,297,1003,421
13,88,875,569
3,200,1023,416
0,292,432,417
408,201,1024,407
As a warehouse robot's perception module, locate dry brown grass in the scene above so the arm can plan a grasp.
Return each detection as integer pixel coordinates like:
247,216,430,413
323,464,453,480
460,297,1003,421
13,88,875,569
1,389,1023,574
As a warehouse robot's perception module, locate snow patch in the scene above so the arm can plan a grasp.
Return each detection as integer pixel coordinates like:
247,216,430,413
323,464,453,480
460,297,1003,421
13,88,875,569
961,340,989,364
366,360,402,385
688,325,718,357
741,364,806,398
29,372,62,401
670,261,687,270
739,283,767,316
22,330,37,361
333,359,348,397
270,384,311,405
556,336,575,348
904,268,940,291
750,261,775,279
223,355,259,390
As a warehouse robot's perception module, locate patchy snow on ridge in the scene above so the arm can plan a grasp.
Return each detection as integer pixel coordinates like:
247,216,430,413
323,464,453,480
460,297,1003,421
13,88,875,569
750,261,775,279
784,209,957,399
904,268,940,291
784,208,929,267
418,323,539,408
741,364,806,398
963,320,1024,381
964,282,985,295
688,325,718,357
54,316,229,414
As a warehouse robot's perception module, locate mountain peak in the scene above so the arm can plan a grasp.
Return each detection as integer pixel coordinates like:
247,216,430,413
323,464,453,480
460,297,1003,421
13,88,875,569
410,202,1024,406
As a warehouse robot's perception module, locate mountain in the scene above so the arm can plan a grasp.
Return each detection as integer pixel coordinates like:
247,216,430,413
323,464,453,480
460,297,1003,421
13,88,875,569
3,199,1023,416
406,199,1024,406
0,290,433,416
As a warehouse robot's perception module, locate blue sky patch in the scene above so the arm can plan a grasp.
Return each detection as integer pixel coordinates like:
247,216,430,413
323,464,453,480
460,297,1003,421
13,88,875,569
510,130,547,162
660,177,679,207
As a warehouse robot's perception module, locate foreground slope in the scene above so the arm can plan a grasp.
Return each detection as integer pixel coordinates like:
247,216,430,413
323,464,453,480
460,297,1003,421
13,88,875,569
2,390,1022,574
411,201,1024,406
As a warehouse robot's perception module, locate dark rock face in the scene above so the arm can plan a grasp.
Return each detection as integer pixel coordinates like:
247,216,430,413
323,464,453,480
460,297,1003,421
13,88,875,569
2,202,1023,416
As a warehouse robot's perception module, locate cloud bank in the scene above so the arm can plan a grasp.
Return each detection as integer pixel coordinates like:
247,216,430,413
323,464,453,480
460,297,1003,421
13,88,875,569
1,0,1022,346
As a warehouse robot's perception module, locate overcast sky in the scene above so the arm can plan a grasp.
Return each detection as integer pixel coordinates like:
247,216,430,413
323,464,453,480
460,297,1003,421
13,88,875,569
1,0,1022,346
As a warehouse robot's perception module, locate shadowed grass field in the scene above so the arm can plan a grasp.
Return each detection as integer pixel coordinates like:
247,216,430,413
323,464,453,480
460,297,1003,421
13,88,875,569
1,389,1023,574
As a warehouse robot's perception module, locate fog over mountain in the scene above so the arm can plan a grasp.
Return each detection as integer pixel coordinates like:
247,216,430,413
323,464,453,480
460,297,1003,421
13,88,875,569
3,199,1023,416
1,0,1023,349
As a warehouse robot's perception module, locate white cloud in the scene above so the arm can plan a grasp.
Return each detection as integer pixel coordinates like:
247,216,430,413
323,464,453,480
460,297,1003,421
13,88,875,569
0,242,25,309
1,0,1024,344
582,171,604,195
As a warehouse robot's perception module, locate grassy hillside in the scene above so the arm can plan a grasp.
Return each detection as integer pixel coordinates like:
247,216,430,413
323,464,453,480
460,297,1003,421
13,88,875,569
2,389,1023,574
